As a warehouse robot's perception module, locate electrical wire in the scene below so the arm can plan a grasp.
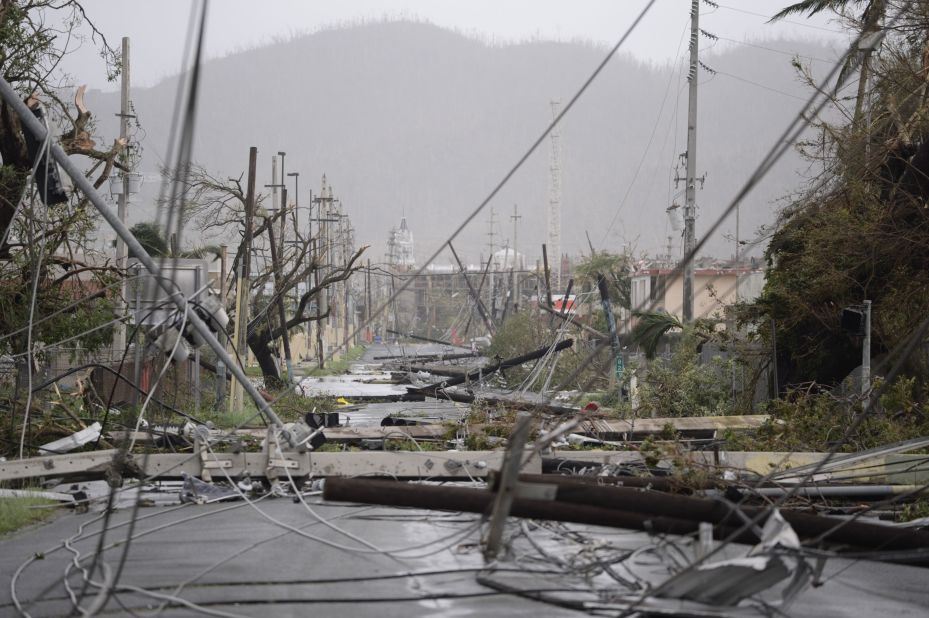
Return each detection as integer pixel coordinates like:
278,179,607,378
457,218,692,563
714,2,848,34
302,0,659,373
9,2,920,616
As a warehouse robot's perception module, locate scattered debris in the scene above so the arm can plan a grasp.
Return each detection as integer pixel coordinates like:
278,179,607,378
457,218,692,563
38,422,102,454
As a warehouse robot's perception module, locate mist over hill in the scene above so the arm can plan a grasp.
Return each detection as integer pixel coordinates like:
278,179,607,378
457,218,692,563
84,20,839,266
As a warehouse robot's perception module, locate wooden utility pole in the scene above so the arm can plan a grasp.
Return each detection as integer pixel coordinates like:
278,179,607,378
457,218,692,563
229,146,257,413
542,243,554,309
511,203,521,312
266,188,294,384
683,0,699,323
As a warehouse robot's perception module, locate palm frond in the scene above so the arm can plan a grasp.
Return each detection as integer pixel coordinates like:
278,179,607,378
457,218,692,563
770,0,856,20
632,311,684,359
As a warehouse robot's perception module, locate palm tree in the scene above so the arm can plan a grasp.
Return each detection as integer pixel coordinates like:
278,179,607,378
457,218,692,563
631,310,723,359
631,311,684,359
773,1,885,127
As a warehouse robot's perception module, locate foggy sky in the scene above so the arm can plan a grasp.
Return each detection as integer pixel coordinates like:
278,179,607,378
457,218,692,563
62,0,845,90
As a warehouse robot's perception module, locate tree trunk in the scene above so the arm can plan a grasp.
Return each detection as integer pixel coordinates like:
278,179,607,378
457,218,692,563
247,332,285,390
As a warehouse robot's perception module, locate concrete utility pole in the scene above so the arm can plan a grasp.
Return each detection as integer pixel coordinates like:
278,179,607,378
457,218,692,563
683,0,699,323
114,36,130,356
314,176,333,368
229,146,257,413
511,204,521,312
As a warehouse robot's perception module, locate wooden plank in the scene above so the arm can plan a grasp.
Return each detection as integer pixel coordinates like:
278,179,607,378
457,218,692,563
324,425,450,441
551,450,929,484
582,414,768,438
110,424,451,445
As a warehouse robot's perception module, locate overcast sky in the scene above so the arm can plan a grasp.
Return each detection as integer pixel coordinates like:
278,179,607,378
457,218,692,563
63,0,846,91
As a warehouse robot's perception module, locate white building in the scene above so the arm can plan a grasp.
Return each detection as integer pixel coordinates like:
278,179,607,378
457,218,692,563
386,217,416,267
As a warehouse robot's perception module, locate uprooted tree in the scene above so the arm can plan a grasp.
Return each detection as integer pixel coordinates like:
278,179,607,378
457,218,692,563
165,164,366,389
0,1,130,360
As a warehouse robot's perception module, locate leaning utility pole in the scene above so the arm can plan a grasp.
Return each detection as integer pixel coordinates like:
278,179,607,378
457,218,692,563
113,36,131,356
682,0,699,323
449,243,495,336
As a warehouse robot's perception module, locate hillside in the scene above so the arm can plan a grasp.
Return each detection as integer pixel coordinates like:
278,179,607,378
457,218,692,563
84,20,839,265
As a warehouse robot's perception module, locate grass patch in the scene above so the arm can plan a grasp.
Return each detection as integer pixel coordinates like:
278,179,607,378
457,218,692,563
0,496,57,536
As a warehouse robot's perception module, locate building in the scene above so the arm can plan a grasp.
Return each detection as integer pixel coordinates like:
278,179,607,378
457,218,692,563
386,217,415,267
630,260,763,324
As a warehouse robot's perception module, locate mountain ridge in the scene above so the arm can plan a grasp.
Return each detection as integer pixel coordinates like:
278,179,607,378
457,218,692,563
84,19,838,266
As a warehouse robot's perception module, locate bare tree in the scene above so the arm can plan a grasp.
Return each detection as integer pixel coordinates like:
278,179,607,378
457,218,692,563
164,164,367,388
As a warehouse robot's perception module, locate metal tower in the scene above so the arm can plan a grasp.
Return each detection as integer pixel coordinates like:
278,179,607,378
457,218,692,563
547,100,562,289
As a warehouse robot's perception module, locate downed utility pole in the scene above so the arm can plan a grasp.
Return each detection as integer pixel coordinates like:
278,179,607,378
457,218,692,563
0,80,287,433
408,339,574,397
509,477,929,554
322,477,929,562
323,477,759,545
484,413,532,559
374,351,477,362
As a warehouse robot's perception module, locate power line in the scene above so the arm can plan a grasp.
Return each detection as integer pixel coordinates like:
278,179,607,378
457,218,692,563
712,34,836,63
715,69,809,100
714,2,848,34
331,0,660,365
